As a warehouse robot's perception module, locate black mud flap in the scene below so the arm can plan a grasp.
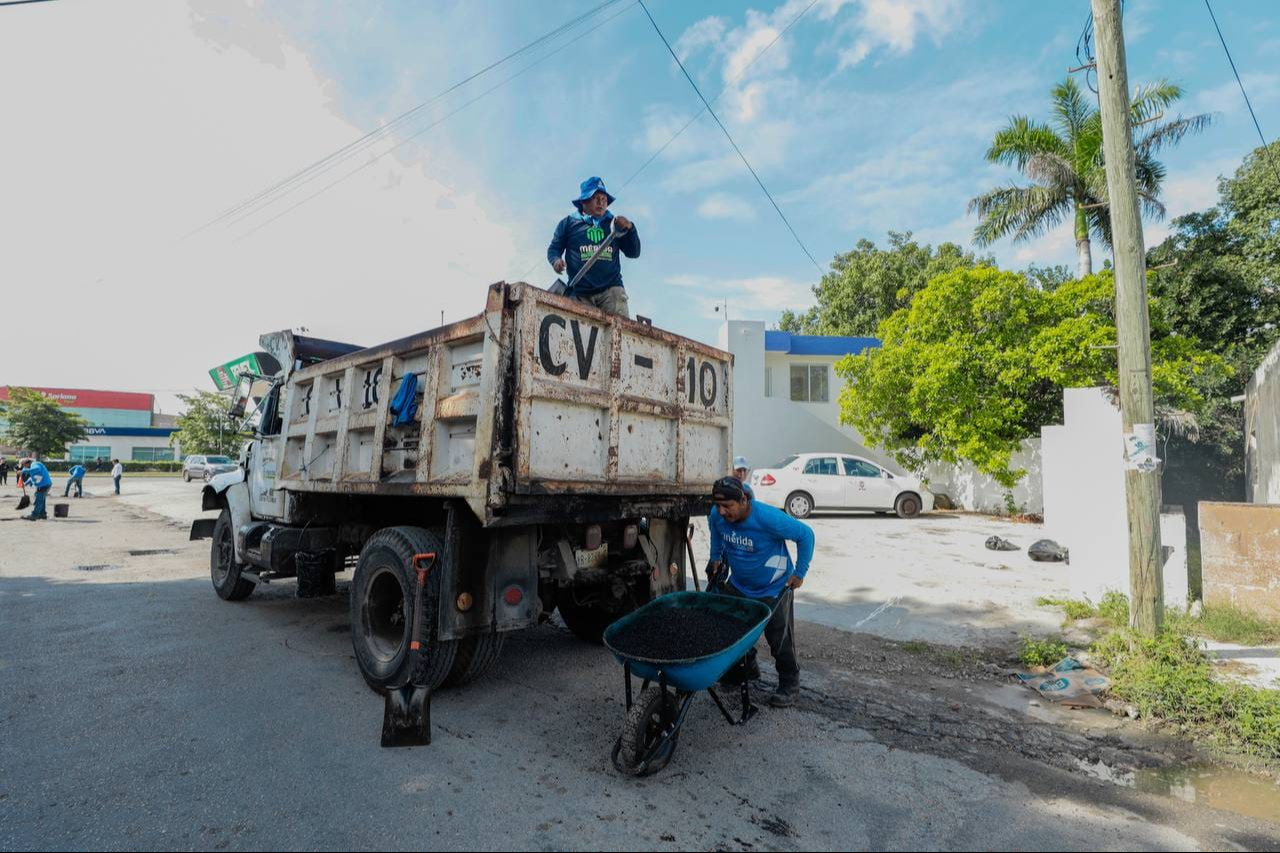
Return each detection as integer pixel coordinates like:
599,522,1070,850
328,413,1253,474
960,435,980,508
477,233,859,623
189,518,217,541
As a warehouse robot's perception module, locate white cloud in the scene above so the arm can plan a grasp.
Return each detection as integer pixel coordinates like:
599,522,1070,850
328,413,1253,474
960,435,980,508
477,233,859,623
696,193,758,221
675,16,727,62
0,0,520,400
837,0,966,67
1195,73,1280,116
665,273,815,320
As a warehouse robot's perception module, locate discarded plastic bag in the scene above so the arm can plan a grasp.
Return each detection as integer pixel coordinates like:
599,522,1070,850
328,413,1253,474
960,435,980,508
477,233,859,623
1013,657,1110,708
1028,539,1069,562
985,536,1020,551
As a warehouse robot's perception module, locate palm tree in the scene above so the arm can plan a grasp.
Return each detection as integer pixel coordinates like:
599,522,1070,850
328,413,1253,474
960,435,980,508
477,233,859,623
969,77,1212,278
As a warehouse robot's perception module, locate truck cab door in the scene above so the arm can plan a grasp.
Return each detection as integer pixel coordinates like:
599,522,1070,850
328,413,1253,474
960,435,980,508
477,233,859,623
248,384,286,519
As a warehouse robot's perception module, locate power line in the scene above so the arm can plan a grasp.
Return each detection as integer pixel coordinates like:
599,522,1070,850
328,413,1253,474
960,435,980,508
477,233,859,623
187,0,628,238
636,0,825,275
233,1,638,241
1204,0,1280,185
0,0,61,6
620,0,820,190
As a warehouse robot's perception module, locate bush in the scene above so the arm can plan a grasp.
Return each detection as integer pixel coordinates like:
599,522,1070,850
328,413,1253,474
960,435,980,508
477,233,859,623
1018,636,1069,668
1096,591,1130,626
1092,630,1280,759
27,460,184,473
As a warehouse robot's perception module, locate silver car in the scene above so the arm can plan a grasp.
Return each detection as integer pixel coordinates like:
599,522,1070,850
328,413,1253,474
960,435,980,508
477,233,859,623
183,455,238,483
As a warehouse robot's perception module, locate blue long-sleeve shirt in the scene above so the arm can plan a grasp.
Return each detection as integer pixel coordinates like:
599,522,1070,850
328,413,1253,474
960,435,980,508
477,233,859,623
69,465,85,479
23,461,52,489
546,211,641,295
709,501,814,599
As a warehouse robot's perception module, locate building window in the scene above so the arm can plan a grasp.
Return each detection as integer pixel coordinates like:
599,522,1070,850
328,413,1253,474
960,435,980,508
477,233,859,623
132,447,175,462
789,364,829,403
69,446,112,463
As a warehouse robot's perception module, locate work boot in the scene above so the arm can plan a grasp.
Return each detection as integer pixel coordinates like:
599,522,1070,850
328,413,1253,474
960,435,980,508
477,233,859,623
769,684,799,708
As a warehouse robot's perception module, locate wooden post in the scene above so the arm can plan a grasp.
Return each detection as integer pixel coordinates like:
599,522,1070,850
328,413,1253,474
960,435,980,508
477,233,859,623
1092,0,1163,635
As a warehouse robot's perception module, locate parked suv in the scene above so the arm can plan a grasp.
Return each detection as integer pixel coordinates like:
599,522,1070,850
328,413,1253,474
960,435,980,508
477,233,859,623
183,455,238,482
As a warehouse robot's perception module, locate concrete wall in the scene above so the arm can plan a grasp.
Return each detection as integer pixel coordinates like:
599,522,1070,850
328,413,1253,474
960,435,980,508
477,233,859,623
1200,501,1280,619
721,320,898,472
1246,338,1280,504
922,439,1043,515
1041,387,1188,608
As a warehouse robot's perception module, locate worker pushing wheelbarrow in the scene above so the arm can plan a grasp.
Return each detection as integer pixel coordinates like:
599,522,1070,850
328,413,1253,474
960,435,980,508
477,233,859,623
602,476,815,776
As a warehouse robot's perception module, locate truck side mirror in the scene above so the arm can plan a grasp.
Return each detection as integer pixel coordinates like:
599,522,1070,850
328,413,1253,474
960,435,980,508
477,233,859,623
228,373,253,420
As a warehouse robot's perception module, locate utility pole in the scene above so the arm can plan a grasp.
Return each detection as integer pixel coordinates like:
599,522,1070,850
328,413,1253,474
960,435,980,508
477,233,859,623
1092,0,1163,636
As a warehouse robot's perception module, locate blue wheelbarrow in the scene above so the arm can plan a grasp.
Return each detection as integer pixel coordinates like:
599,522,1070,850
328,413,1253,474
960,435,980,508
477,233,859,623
602,590,780,776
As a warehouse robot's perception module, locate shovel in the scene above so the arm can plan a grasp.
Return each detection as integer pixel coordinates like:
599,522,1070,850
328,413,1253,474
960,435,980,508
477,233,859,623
16,484,29,512
380,552,436,748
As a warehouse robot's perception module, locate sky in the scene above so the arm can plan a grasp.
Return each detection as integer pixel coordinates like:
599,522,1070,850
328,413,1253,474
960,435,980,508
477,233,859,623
2,0,1276,413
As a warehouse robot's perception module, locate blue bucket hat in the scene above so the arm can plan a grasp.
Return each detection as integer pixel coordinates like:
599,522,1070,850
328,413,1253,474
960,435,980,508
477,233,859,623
572,176,616,210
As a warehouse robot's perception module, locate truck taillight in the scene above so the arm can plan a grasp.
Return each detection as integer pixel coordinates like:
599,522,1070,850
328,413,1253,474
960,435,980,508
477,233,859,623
585,524,602,551
503,585,524,607
760,474,776,486
623,524,638,550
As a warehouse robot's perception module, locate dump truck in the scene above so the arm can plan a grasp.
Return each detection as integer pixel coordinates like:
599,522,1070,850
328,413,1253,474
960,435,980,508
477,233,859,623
192,282,733,692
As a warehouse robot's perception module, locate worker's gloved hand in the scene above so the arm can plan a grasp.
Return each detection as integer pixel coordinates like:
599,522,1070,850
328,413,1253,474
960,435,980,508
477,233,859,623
553,258,566,274
613,215,633,232
705,560,725,586
786,575,804,591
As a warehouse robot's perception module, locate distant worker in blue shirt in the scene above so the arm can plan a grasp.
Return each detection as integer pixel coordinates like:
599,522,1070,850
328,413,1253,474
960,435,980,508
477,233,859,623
19,458,53,520
64,463,86,498
547,176,640,318
708,476,814,707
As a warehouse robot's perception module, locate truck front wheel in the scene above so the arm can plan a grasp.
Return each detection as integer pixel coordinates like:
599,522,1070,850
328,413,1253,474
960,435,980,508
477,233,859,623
211,509,255,601
350,526,458,694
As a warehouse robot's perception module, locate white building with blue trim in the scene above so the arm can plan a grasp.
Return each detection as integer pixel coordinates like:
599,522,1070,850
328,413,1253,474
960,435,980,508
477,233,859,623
717,321,895,472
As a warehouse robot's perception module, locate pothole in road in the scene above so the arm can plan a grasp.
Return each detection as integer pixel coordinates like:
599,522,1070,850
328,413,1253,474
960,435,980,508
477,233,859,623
128,548,178,556
74,564,120,572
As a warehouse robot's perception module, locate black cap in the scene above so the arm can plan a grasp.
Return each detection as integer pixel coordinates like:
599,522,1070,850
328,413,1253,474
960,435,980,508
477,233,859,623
711,476,747,502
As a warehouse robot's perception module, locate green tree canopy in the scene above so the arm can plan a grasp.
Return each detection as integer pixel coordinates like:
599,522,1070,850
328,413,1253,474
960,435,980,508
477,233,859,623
171,391,243,458
970,77,1212,278
779,231,991,337
0,387,89,459
837,268,1230,487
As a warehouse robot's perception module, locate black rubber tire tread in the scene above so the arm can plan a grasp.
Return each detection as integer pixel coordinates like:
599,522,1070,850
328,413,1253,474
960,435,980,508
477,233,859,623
442,630,506,688
211,508,255,601
895,492,922,519
350,526,457,695
616,686,679,776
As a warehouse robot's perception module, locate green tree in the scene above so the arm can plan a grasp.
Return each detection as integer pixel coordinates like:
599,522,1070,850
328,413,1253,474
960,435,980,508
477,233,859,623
171,391,243,458
970,77,1212,278
778,231,991,336
0,387,89,459
1145,142,1280,514
837,268,1230,487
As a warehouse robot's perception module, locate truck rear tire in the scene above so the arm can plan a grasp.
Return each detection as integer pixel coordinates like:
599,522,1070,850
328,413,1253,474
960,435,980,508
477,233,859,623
442,631,506,688
350,526,458,694
211,508,255,601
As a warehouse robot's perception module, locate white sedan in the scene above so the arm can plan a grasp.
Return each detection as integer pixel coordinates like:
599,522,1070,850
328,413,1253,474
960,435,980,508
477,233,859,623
749,452,935,519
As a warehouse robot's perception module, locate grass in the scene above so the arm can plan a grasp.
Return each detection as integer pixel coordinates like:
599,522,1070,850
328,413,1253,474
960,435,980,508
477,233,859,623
1035,591,1130,627
1017,636,1070,668
1093,629,1280,760
1036,597,1096,620
901,640,929,654
1169,604,1280,647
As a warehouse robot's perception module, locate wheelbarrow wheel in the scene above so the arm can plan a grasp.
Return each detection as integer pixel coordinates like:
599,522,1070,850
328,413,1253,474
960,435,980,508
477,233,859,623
613,686,680,776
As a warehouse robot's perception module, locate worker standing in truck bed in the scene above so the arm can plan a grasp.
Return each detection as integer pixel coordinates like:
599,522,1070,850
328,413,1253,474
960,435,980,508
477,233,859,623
547,176,640,318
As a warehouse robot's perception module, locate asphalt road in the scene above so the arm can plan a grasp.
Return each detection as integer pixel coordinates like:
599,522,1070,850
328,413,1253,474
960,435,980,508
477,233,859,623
2,492,1277,851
